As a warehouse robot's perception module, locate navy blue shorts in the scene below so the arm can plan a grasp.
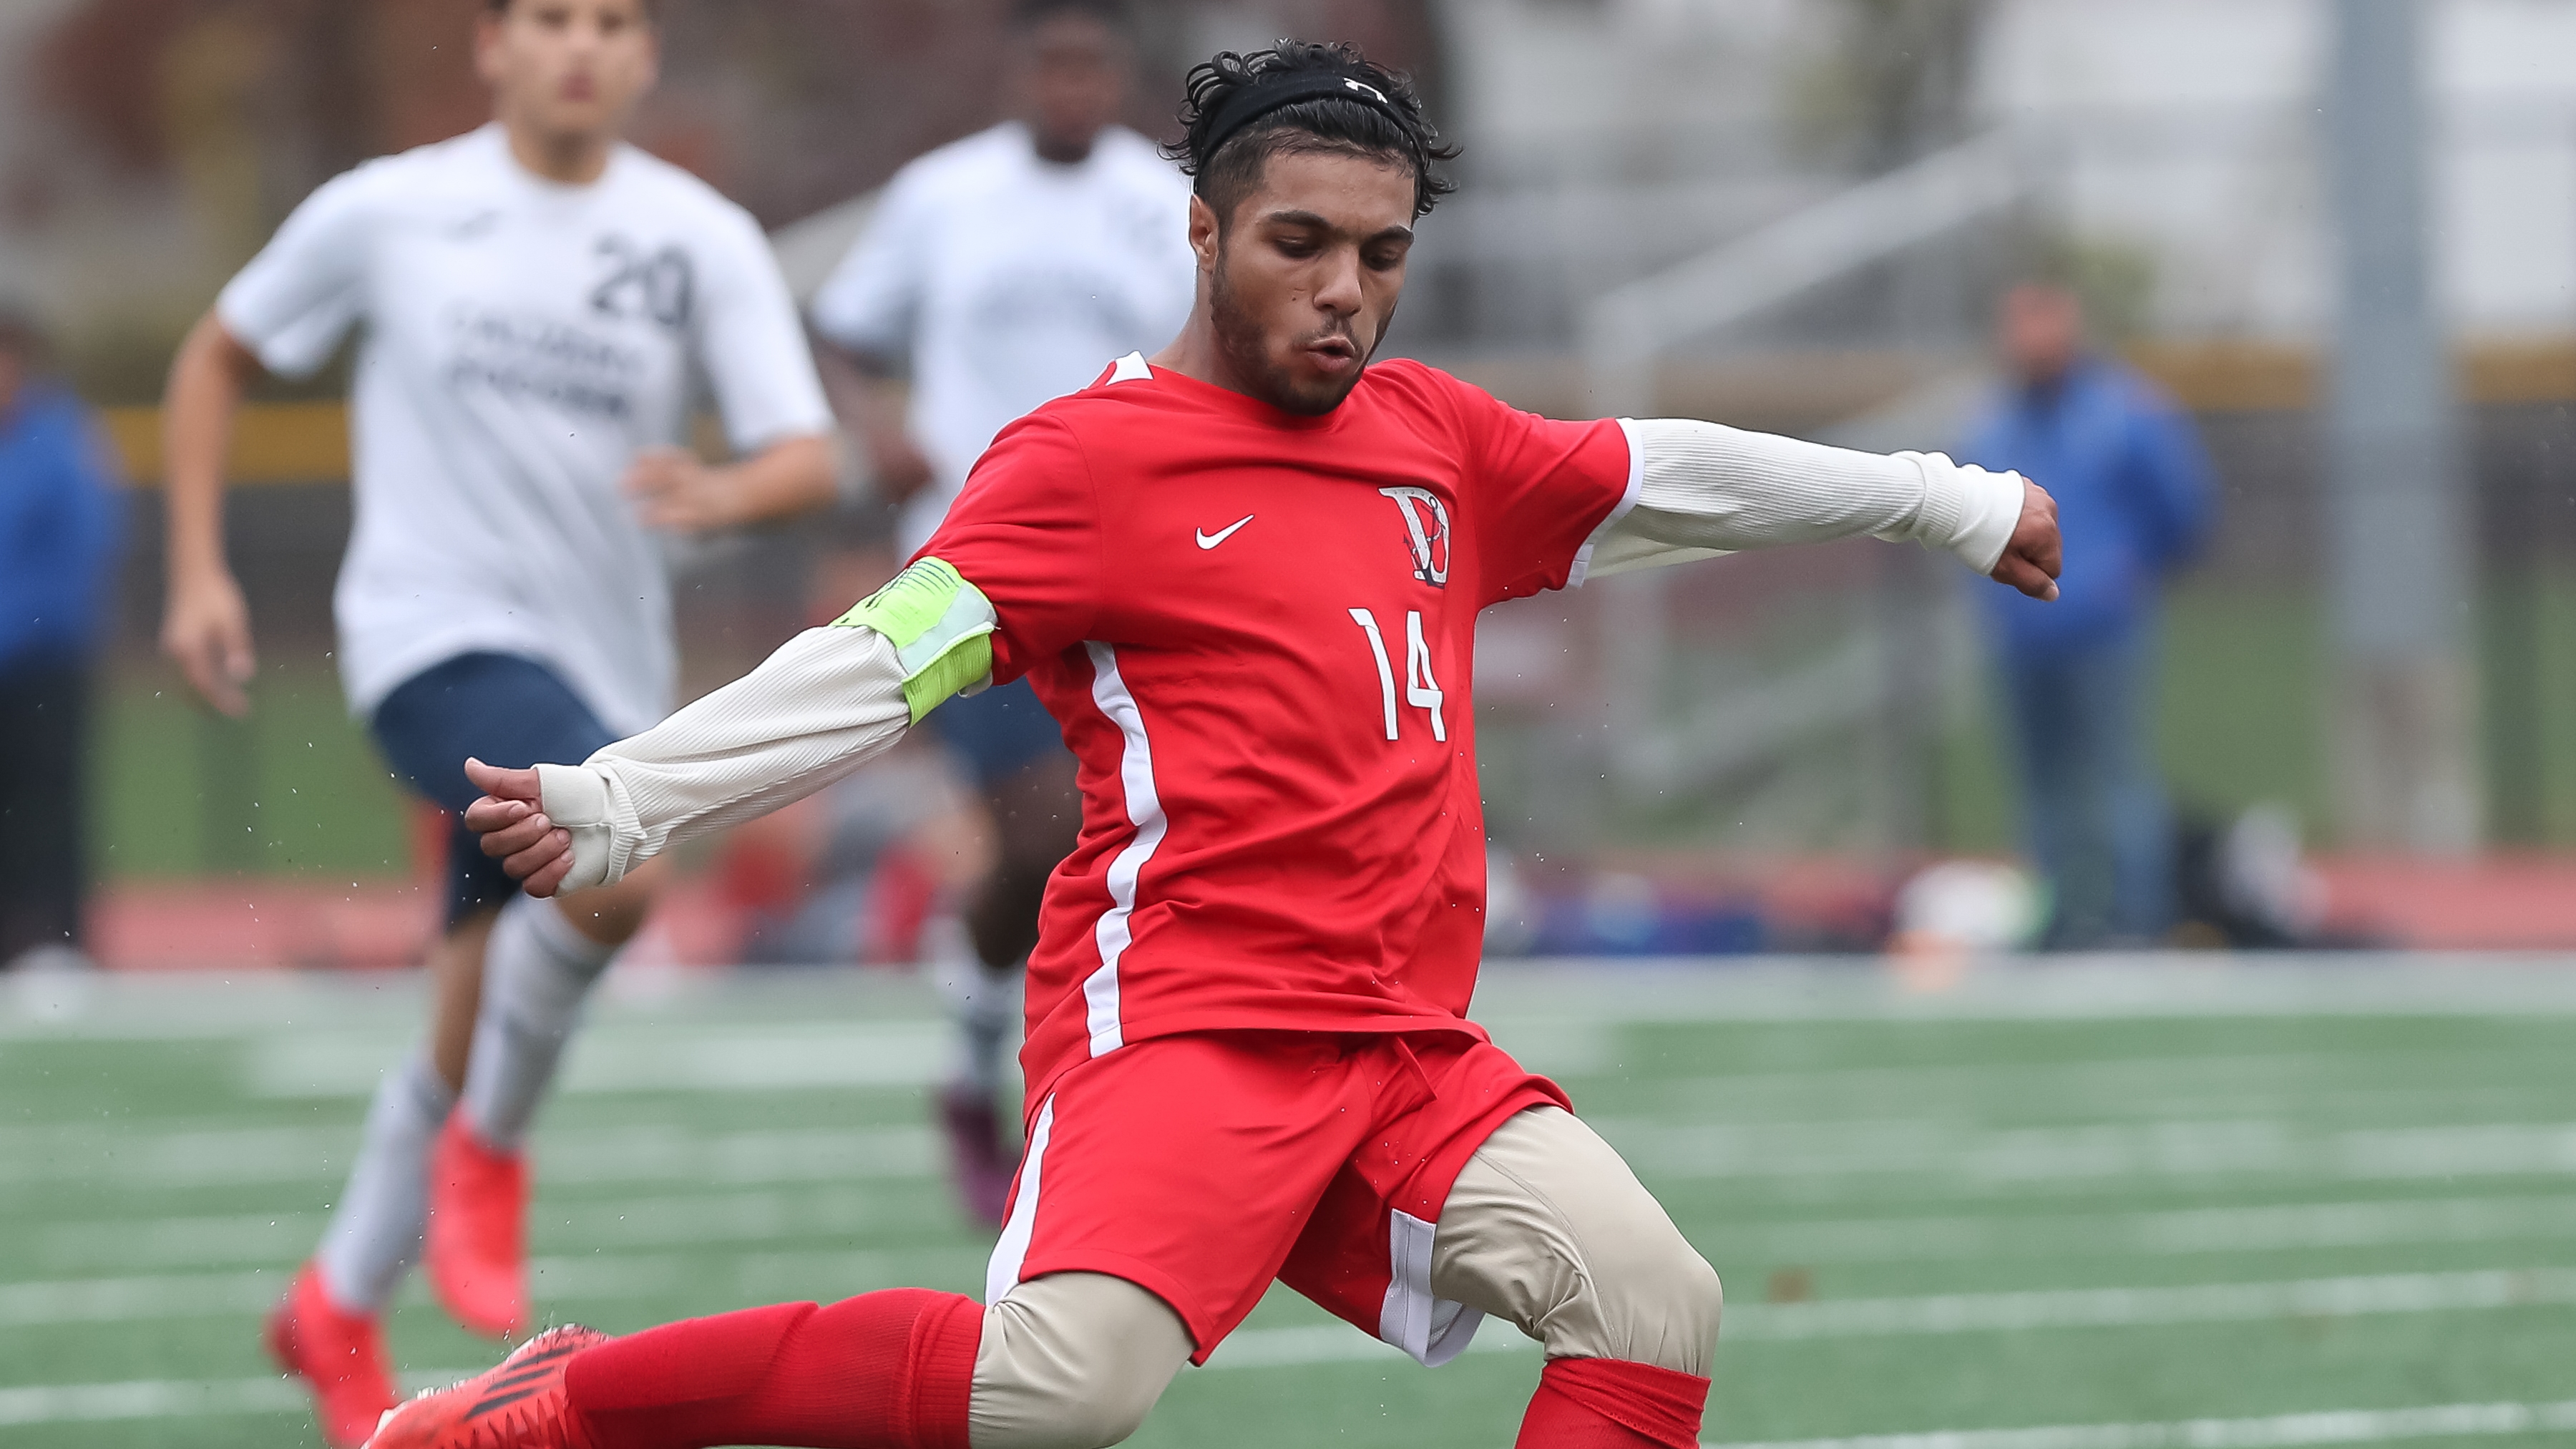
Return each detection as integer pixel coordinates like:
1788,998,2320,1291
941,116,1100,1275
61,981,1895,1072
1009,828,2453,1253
370,653,620,927
932,675,1068,789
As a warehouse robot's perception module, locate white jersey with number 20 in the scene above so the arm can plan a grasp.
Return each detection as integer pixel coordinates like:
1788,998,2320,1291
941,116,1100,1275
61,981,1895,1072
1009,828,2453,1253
219,122,831,736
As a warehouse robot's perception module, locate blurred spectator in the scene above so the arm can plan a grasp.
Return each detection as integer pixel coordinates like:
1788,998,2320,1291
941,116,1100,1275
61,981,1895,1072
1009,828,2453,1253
0,303,124,970
1962,280,2212,949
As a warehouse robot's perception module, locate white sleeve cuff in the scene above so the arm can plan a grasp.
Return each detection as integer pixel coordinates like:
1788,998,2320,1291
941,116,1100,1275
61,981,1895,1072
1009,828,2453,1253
1901,452,2024,575
535,762,625,894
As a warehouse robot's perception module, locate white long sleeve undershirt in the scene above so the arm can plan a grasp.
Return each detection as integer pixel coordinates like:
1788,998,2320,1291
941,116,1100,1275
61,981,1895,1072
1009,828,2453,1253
534,419,2027,891
1583,417,2025,582
534,625,912,892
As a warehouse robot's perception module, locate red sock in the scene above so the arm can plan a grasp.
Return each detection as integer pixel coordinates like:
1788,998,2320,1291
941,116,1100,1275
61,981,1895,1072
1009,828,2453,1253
565,1289,980,1449
1515,1357,1709,1449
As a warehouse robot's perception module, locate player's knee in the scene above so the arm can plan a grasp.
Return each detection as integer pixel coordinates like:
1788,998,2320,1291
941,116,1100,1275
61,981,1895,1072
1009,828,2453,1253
972,1274,1188,1449
1010,1381,1158,1449
1598,1231,1723,1375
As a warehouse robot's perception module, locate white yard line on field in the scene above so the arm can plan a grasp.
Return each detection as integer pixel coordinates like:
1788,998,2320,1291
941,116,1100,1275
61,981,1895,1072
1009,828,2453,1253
15,1116,2576,1194
31,1186,908,1270
35,1210,324,1270
0,1122,940,1190
0,1370,480,1426
0,1245,995,1328
0,1376,302,1425
35,1188,2576,1278
16,960,2576,1046
4,1377,2573,1448
1732,1192,2576,1263
4,1374,2570,1443
9,1262,2567,1339
0,1255,696,1327
1199,1267,2576,1368
1598,1117,2576,1186
1722,1266,2576,1340
0,1260,665,1327
1579,1054,2555,1117
1470,959,2576,1023
0,1272,278,1327
243,1025,954,1099
12,1116,2574,1199
1703,1399,2576,1449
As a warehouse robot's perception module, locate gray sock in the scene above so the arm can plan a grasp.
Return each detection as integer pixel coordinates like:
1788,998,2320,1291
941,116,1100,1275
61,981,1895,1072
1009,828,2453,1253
314,1050,453,1314
462,895,616,1150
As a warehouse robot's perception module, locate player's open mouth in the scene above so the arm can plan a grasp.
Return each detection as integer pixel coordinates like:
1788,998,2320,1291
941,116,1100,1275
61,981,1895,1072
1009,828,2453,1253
1303,337,1358,373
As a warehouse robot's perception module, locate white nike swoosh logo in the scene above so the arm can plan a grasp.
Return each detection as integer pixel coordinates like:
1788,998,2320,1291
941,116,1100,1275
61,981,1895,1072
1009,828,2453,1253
1195,514,1255,550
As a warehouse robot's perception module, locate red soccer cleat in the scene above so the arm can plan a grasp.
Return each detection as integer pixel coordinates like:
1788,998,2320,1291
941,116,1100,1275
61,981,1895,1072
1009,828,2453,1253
365,1324,611,1449
267,1262,400,1449
426,1111,530,1339
936,1082,1019,1227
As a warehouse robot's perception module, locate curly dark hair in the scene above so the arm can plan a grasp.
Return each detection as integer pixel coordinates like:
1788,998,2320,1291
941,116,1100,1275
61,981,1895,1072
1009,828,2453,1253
1165,41,1459,223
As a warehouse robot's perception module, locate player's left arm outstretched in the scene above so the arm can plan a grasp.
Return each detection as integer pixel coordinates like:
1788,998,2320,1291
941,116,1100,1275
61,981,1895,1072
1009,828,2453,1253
1574,416,2059,598
464,557,992,897
467,406,1105,902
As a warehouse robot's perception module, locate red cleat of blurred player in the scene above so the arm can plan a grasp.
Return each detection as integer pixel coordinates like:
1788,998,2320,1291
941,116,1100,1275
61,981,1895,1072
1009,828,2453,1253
267,1263,401,1449
427,1111,532,1338
366,1325,613,1449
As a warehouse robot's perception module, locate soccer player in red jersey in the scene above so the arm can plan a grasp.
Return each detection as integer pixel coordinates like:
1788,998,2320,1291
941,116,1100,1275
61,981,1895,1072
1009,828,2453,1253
380,42,2060,1449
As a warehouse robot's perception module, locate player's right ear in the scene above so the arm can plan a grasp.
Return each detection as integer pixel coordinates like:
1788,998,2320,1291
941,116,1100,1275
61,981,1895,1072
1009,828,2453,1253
1187,194,1220,273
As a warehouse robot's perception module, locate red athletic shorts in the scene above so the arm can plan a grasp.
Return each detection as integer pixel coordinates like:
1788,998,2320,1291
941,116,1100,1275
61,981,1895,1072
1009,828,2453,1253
983,1030,1568,1364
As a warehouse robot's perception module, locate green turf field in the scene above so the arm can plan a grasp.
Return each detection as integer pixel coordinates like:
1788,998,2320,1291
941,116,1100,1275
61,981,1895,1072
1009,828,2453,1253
6,961,2576,1448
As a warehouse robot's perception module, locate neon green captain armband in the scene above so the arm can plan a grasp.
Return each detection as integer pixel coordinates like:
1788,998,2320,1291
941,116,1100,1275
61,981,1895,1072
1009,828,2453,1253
830,557,998,723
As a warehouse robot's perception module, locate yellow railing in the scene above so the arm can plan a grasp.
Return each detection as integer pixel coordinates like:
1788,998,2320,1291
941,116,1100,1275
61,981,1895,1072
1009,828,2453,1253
102,401,349,487
2127,338,2576,414
100,402,739,484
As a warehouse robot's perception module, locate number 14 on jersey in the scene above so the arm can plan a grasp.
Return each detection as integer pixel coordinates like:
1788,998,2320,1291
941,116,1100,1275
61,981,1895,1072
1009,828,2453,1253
1349,608,1446,743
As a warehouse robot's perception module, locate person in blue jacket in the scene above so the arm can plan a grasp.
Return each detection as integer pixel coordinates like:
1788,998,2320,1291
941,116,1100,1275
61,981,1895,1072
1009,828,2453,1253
0,303,124,969
1962,280,2212,949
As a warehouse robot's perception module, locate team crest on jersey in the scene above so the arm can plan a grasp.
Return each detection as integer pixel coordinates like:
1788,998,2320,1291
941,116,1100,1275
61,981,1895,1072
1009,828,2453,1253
1380,487,1451,587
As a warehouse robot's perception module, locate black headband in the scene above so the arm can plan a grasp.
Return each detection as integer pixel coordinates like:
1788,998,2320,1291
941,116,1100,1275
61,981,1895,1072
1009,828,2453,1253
1197,69,1408,168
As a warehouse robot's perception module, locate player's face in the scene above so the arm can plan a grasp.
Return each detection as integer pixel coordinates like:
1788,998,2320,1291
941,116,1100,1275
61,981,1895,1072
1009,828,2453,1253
1016,13,1129,163
1199,150,1416,416
477,0,658,146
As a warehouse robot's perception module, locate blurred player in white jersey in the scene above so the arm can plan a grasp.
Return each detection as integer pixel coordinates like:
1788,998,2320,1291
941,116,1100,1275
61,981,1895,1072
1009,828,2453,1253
811,0,1193,1223
155,0,834,1440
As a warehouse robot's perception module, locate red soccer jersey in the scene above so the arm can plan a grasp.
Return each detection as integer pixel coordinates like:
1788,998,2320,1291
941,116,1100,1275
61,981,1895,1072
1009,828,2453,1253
918,354,1636,1103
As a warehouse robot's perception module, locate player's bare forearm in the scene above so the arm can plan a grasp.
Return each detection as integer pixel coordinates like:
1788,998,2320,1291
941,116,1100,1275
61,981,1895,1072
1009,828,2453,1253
158,312,265,715
815,339,935,504
625,433,834,532
716,432,837,525
161,313,261,583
